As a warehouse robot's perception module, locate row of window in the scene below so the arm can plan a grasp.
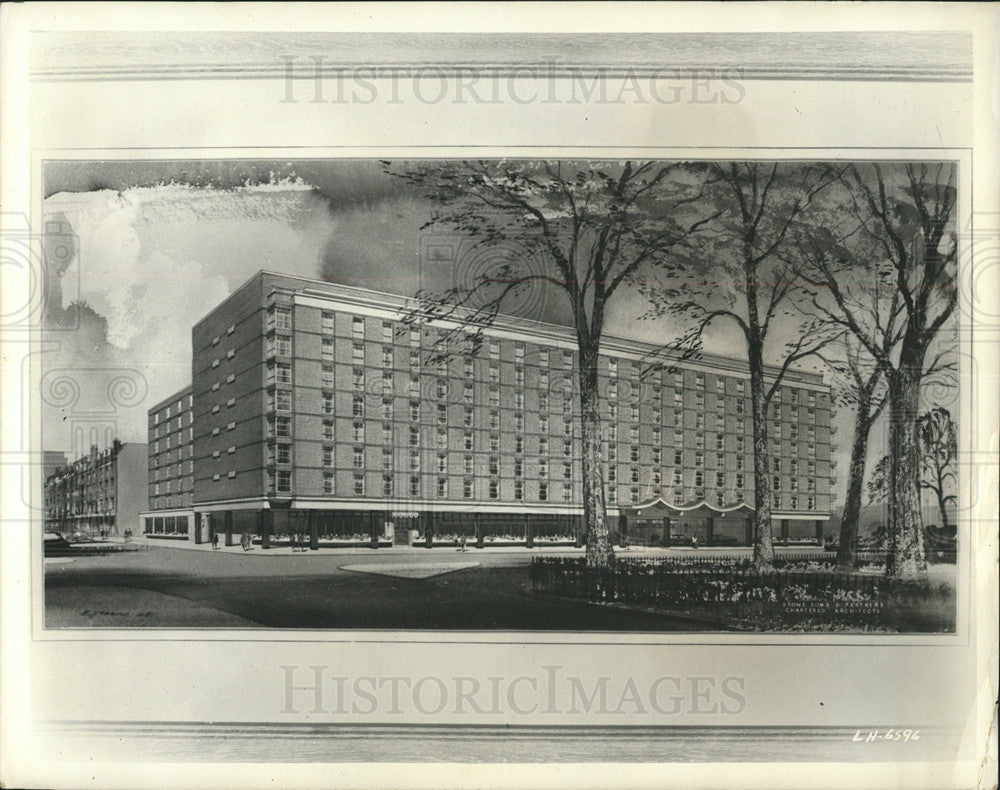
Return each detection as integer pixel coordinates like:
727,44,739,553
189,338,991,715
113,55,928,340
151,394,193,425
150,411,191,439
151,428,194,454
269,307,824,406
273,415,822,463
266,469,820,510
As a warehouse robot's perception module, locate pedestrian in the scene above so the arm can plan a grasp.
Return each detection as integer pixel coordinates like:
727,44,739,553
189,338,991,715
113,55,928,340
458,533,467,552
212,531,219,550
691,535,699,551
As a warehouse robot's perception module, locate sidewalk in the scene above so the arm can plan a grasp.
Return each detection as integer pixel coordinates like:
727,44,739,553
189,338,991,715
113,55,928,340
137,536,829,558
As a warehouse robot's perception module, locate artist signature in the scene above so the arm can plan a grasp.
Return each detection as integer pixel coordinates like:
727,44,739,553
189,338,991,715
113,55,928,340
80,610,153,619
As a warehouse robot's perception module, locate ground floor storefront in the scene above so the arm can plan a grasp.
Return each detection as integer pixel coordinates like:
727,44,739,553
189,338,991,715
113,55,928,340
140,500,825,549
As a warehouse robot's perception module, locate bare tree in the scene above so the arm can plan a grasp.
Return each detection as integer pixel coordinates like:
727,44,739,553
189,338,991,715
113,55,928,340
917,407,957,531
816,340,888,570
384,160,711,567
794,163,958,579
645,162,844,570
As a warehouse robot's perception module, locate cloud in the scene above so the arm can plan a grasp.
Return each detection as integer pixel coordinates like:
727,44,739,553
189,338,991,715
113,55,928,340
42,181,338,453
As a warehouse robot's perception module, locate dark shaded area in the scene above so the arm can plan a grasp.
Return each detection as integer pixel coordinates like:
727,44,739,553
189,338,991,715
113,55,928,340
45,549,711,631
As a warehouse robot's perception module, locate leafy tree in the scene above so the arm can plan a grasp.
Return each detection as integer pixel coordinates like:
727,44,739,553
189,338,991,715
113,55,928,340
645,162,844,570
384,160,711,567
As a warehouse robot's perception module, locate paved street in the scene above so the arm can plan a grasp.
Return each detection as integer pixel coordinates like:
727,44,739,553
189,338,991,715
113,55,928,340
44,543,718,630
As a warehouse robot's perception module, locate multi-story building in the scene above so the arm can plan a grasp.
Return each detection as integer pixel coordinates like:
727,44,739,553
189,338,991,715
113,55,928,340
142,271,833,549
142,387,195,539
43,441,148,536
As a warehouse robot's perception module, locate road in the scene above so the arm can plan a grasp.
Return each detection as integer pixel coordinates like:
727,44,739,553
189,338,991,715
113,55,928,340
45,543,715,630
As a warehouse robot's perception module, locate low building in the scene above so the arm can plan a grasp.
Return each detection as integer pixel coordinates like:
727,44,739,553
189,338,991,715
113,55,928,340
141,271,833,549
43,441,148,537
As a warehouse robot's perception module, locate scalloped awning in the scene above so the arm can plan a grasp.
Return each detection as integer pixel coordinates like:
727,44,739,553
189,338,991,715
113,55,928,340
619,497,753,519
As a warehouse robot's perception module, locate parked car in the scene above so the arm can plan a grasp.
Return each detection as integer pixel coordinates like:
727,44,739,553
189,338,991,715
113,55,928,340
44,531,72,555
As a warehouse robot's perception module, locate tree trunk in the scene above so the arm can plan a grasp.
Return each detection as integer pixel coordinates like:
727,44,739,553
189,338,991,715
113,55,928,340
934,485,953,531
836,398,876,571
885,357,928,580
747,340,775,570
578,340,614,568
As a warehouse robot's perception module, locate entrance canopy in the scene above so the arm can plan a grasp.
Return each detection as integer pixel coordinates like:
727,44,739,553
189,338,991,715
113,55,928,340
620,497,753,520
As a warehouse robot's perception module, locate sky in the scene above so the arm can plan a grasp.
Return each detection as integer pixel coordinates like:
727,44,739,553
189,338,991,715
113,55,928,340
39,159,960,520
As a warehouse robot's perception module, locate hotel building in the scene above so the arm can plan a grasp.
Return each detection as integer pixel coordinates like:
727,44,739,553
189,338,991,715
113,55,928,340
141,271,833,549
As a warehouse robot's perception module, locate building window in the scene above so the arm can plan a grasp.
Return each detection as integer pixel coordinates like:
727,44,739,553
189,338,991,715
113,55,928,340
539,482,549,501
463,478,473,498
736,473,744,489
773,494,782,509
318,393,332,415
489,479,499,499
353,422,365,443
489,364,499,384
695,451,704,467
277,471,292,493
274,416,291,437
608,488,617,504
772,475,781,491
563,351,573,369
351,316,365,338
382,322,394,343
629,445,639,462
408,476,419,497
352,369,365,392
324,473,334,494
807,495,815,510
464,431,474,450
381,346,393,368
353,475,365,496
352,395,365,418
322,446,334,467
409,427,420,447
736,436,745,453
515,435,524,454
489,341,500,360
694,470,704,488
514,480,524,500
